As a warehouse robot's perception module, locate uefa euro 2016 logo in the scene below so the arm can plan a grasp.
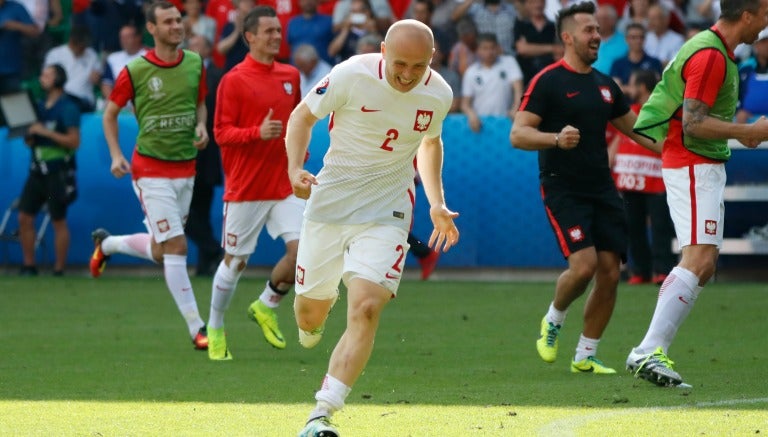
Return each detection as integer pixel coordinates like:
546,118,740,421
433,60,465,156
148,77,166,100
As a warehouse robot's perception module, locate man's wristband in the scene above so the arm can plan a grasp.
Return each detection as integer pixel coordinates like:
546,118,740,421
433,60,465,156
554,134,559,148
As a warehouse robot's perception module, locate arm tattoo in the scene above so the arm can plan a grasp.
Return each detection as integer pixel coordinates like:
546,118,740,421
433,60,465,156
682,98,710,134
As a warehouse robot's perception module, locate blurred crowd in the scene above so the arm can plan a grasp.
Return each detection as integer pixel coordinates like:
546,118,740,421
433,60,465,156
3,0,768,124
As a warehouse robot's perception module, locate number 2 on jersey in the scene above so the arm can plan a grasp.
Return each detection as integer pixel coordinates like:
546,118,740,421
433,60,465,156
380,129,399,151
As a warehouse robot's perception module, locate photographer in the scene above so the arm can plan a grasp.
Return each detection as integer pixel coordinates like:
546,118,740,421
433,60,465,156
18,64,81,276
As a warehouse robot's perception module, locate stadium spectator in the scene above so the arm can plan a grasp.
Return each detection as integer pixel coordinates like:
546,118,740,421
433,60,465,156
186,34,224,277
461,32,523,132
217,0,255,71
331,0,392,33
290,20,458,436
629,0,768,387
74,0,144,53
451,0,517,55
92,0,210,351
736,28,768,123
609,69,675,285
43,25,102,112
327,0,379,62
207,5,302,359
17,64,80,276
448,17,478,76
355,31,382,53
101,23,146,101
514,0,558,85
17,0,61,80
204,0,236,67
182,0,216,47
510,1,657,375
643,3,684,65
0,0,40,93
294,43,332,97
609,22,662,94
286,0,335,64
592,4,627,74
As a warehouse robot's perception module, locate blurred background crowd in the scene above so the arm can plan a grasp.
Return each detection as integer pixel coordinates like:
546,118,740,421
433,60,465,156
2,0,768,123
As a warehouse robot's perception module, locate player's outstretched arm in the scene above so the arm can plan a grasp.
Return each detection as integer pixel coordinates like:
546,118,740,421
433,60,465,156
417,135,459,252
285,102,319,199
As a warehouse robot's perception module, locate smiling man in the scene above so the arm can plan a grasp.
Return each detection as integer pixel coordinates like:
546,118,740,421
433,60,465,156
287,19,460,437
510,1,657,375
206,5,303,360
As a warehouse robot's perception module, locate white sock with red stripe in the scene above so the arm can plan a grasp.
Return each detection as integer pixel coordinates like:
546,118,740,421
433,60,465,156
545,302,567,327
574,334,600,362
163,254,204,338
102,233,153,261
637,266,701,354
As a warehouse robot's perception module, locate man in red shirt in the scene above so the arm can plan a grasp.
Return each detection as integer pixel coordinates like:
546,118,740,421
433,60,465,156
206,5,302,360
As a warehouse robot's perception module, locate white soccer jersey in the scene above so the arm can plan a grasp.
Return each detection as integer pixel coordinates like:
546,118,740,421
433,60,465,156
302,53,453,231
462,55,523,116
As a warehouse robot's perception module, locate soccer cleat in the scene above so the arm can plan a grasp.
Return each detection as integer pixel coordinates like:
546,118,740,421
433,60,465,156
626,346,684,387
193,325,209,350
418,250,440,280
89,228,111,278
652,274,668,285
207,326,232,361
298,416,339,437
536,316,560,363
627,275,650,285
248,300,286,349
571,356,617,374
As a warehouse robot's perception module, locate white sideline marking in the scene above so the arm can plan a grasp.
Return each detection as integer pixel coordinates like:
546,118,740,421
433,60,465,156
538,397,768,437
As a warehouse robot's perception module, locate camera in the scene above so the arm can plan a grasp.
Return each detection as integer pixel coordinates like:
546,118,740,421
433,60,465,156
350,12,367,25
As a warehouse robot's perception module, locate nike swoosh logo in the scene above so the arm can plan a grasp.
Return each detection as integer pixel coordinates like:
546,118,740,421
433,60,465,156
574,365,594,373
182,287,192,292
385,272,399,279
567,92,580,98
678,296,689,304
361,106,381,112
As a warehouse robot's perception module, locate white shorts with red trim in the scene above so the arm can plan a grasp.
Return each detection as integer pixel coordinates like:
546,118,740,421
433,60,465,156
663,163,725,249
294,219,410,300
221,195,305,256
132,177,194,243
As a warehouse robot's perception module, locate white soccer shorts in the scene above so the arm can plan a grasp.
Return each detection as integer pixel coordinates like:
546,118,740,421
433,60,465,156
663,163,725,249
294,219,410,300
222,195,305,256
132,176,193,243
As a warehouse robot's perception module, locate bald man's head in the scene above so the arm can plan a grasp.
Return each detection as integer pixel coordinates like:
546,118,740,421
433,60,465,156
382,19,434,92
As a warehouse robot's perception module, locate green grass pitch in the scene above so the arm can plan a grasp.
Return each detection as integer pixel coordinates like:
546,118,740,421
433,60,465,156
1,273,766,435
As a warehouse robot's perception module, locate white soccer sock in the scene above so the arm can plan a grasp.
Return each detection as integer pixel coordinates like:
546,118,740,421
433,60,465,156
101,233,154,261
637,266,700,354
545,302,567,327
208,260,243,329
310,374,351,421
259,281,288,309
574,334,600,362
163,254,204,337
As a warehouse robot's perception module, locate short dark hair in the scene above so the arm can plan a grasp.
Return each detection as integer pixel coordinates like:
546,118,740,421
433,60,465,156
414,0,435,14
243,5,277,37
49,64,68,89
556,1,596,41
145,0,177,24
69,25,91,46
625,22,646,35
720,0,763,21
631,68,659,93
476,32,498,45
